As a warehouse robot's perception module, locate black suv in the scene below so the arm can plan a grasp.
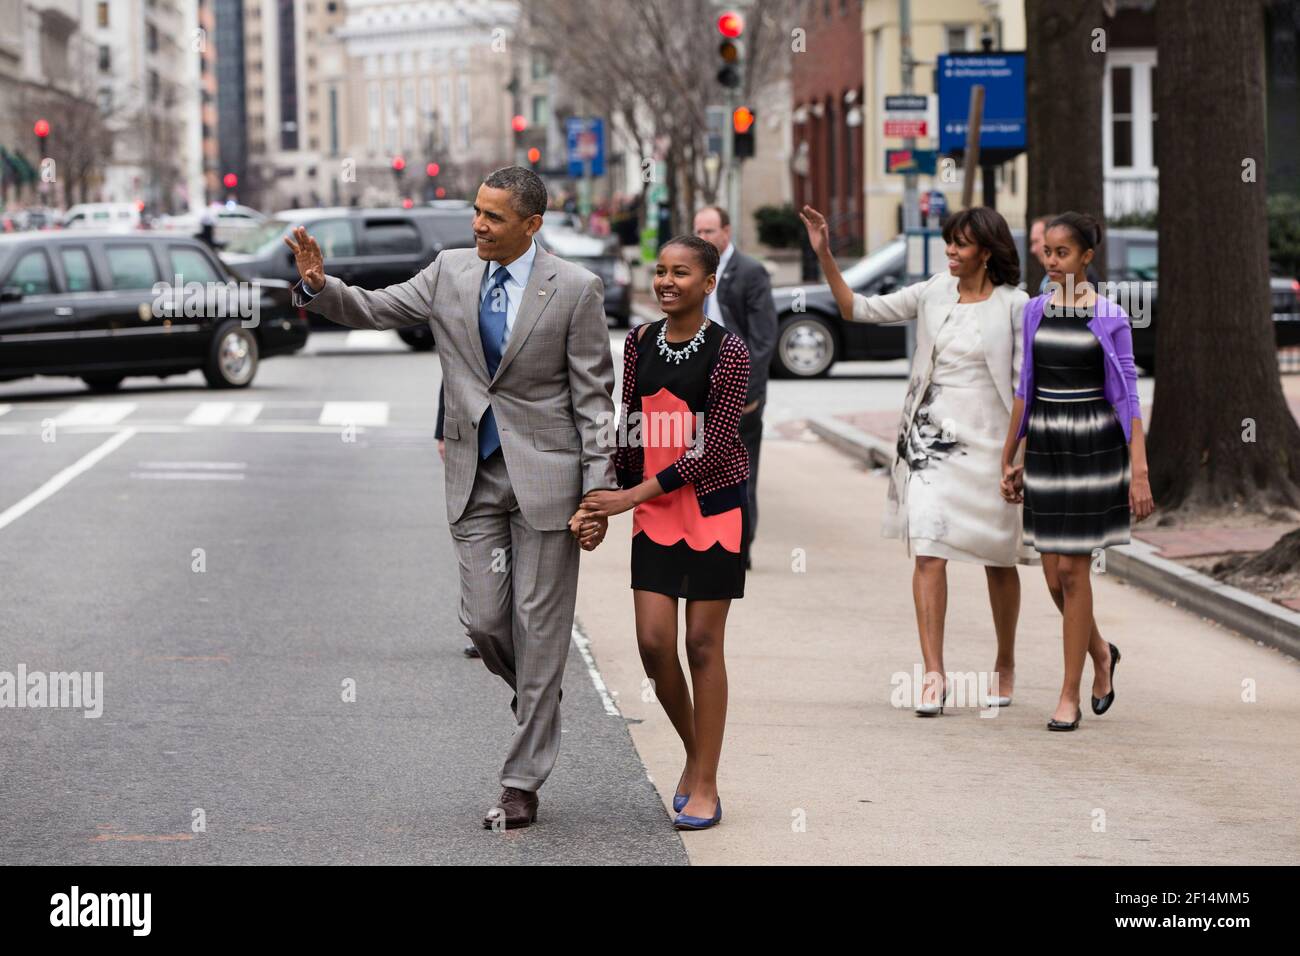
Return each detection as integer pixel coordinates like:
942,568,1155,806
0,231,307,391
219,205,476,350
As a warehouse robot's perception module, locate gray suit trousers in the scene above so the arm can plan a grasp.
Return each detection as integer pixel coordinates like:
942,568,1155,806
451,450,579,791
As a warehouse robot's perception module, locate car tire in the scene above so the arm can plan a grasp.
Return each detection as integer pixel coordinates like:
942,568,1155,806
204,320,259,388
774,313,838,378
397,326,435,351
81,374,125,393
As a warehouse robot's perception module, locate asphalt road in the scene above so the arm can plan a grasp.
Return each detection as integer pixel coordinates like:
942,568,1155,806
0,329,685,865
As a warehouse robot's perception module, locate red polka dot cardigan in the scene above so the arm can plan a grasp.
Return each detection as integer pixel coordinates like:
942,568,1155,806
613,323,751,516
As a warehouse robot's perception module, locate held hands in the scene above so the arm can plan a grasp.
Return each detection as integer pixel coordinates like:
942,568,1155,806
568,509,607,551
798,205,830,259
1000,461,1024,504
283,226,326,292
579,489,635,519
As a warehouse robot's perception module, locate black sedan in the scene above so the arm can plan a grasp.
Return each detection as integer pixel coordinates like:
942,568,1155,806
0,231,308,391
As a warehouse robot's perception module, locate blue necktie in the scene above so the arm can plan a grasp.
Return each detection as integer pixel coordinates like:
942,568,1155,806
477,267,510,458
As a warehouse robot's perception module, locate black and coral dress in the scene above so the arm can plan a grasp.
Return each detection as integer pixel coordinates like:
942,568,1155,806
616,317,750,601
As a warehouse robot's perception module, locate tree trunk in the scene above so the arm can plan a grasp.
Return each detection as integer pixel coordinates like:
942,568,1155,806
1025,0,1107,289
1150,0,1300,516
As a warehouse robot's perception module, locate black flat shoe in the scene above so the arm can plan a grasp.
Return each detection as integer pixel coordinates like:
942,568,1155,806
1047,708,1082,732
1091,643,1121,715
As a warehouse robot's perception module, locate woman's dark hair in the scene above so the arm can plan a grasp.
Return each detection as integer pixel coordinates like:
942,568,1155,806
941,206,1020,286
660,234,720,276
1047,211,1104,253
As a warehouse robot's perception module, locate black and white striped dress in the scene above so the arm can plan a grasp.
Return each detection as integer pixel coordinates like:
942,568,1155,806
1023,303,1131,555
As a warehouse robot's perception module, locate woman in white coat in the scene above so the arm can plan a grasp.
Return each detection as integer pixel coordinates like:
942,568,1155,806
801,205,1031,715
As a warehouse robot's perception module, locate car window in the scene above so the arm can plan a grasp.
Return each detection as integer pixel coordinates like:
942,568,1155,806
168,245,221,283
60,247,96,292
362,218,421,255
5,249,55,295
426,213,475,247
104,244,160,289
312,219,357,257
1126,242,1157,280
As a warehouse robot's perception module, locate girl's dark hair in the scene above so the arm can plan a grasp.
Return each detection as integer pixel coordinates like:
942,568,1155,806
941,206,1020,286
660,234,720,276
1047,211,1104,253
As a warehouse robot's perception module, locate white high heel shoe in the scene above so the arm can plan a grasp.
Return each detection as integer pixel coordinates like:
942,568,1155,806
915,677,949,717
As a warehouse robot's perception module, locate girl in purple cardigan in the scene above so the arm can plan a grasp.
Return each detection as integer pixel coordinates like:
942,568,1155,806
999,212,1154,732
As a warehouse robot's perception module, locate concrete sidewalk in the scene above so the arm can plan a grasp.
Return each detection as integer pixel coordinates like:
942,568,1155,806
572,435,1300,865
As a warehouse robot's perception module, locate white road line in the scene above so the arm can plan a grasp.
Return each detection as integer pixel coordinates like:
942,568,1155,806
318,401,389,426
138,461,246,470
184,402,234,425
52,403,138,426
226,402,263,425
570,620,621,717
342,329,403,350
129,472,245,481
0,428,136,533
0,404,11,418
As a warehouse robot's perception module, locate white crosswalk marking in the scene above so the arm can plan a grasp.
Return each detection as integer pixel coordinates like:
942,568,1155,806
52,403,138,426
318,401,389,426
182,402,264,426
342,330,404,350
184,402,235,425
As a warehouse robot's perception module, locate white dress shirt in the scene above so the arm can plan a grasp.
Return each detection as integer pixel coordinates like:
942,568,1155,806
479,239,538,344
704,242,734,329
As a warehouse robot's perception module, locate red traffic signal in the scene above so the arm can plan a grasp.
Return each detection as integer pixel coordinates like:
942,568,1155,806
511,115,528,133
435,186,446,199
426,162,440,177
733,106,755,134
223,172,238,189
717,11,744,37
527,147,541,164
391,156,406,172
34,118,50,138
402,198,414,209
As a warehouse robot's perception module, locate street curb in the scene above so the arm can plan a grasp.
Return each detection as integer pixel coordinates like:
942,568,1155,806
807,414,1300,660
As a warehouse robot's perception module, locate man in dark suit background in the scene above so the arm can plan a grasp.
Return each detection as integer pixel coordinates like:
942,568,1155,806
693,205,778,570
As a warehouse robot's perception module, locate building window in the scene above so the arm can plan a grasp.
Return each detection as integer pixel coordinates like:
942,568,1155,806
458,76,470,150
1111,65,1133,167
147,23,159,53
368,82,381,151
945,25,969,51
532,94,549,127
531,52,549,79
97,1,108,27
1104,51,1157,174
98,45,111,72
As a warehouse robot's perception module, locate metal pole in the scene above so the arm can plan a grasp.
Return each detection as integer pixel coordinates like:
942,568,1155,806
900,0,919,233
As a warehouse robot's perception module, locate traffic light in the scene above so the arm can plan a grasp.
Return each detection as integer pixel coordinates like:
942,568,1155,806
732,106,755,159
527,147,541,168
716,10,744,89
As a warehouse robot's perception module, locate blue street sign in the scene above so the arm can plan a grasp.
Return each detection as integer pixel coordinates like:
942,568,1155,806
566,117,605,177
928,190,948,220
937,52,1026,154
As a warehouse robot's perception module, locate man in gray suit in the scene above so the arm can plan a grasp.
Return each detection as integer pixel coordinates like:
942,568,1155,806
285,167,614,830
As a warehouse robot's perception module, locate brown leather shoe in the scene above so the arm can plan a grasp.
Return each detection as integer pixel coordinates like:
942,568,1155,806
483,787,538,830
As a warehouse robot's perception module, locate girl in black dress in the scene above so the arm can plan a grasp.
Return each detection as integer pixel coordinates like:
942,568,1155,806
1000,213,1154,731
573,236,750,830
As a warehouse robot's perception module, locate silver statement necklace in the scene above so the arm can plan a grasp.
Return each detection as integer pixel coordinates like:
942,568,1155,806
657,318,710,364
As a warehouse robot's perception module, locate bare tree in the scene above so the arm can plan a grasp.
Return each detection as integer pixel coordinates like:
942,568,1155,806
1148,0,1300,520
519,0,791,233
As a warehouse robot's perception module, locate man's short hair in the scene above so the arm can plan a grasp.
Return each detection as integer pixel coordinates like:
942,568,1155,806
483,166,548,219
697,204,730,228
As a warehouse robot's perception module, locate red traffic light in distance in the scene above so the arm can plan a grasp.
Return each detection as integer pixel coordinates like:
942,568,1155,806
511,115,528,133
391,156,406,172
435,186,446,198
733,106,755,133
717,11,744,38
426,162,439,177
34,119,50,138
527,147,541,164
402,198,414,209
223,172,238,189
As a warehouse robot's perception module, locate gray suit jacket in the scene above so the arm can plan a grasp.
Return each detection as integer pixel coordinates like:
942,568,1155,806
293,246,618,530
716,250,778,404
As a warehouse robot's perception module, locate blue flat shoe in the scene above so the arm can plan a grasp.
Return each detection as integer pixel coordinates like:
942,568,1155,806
673,798,722,830
672,791,690,813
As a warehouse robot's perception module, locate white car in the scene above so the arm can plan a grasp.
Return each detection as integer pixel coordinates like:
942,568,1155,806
155,204,266,246
63,203,141,230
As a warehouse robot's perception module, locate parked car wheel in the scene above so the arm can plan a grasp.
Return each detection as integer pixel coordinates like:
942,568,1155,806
773,313,838,378
81,374,125,392
204,320,259,388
